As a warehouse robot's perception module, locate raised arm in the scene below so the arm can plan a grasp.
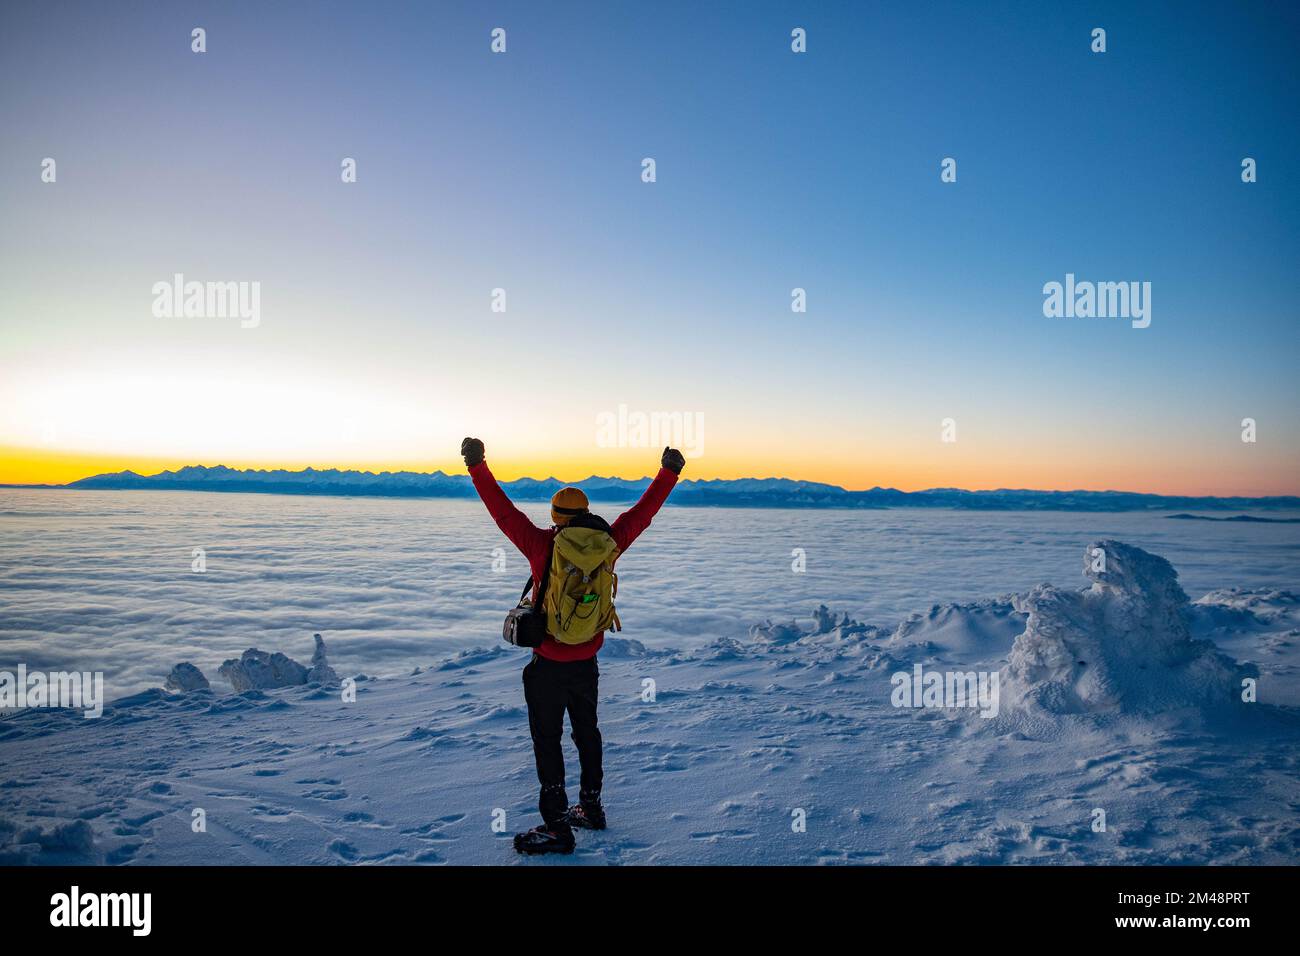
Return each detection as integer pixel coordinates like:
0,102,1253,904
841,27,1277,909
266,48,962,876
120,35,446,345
611,447,684,552
462,438,550,559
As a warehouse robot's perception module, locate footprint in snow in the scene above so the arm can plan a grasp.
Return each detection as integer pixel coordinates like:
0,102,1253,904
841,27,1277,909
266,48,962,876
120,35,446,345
689,829,756,842
303,788,348,801
327,839,359,861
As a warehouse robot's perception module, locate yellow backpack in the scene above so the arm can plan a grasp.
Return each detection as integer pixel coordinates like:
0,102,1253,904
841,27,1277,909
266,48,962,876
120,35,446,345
543,524,621,644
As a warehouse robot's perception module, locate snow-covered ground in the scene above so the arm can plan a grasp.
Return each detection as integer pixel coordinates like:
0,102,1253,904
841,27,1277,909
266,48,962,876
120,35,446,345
2,501,1297,863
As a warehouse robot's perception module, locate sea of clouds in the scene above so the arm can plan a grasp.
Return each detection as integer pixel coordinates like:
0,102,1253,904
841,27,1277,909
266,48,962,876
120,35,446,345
2,489,1298,698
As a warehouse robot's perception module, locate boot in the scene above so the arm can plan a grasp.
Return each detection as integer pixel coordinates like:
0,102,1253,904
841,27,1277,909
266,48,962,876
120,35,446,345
565,790,606,830
513,821,576,855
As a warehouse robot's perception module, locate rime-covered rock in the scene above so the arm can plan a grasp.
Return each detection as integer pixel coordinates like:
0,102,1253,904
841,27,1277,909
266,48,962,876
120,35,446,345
219,648,309,692
217,634,340,690
163,662,209,693
306,633,339,685
750,605,886,647
1000,540,1254,715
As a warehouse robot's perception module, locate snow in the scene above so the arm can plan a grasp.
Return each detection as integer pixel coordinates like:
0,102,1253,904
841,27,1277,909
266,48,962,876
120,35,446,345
0,817,99,866
1,533,1297,865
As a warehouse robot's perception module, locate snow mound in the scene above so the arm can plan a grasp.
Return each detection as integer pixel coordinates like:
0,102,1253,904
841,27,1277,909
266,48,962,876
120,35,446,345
599,636,650,658
217,633,339,691
1001,540,1255,715
889,598,1025,662
748,619,803,645
1194,588,1300,627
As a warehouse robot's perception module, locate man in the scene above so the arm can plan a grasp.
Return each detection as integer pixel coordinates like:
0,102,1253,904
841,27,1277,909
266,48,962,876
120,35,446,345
461,437,684,854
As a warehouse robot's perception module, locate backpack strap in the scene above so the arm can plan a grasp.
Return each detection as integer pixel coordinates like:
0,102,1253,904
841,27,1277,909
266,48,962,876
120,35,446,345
518,542,555,607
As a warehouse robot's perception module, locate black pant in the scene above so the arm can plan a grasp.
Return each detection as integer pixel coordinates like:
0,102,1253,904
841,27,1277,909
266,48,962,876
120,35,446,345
522,654,602,824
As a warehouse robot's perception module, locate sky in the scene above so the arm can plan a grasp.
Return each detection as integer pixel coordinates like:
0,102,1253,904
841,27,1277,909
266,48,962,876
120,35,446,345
1,0,1297,494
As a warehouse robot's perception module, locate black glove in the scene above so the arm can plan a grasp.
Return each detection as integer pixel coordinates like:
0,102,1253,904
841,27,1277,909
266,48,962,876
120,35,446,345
461,437,484,468
661,446,685,474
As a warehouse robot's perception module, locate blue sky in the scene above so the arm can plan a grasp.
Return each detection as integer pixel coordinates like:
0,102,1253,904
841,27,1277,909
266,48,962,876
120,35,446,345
1,0,1297,493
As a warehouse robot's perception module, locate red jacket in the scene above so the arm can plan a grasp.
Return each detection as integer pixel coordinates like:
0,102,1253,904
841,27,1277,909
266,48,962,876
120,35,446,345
470,461,678,660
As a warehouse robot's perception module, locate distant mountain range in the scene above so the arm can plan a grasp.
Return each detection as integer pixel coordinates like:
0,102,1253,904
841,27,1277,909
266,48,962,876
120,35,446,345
13,464,1297,512
1166,512,1300,523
